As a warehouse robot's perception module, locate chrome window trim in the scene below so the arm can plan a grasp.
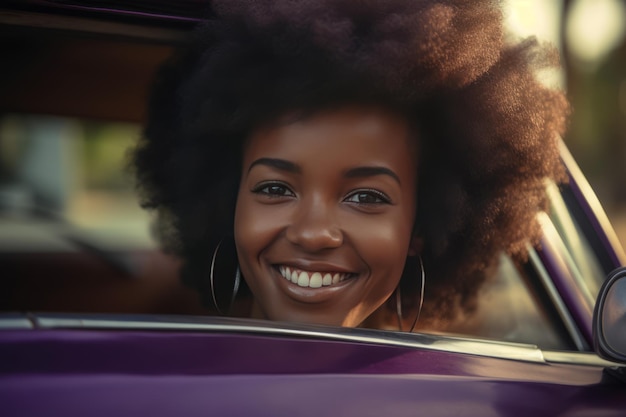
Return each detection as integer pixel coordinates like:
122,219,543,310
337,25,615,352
558,140,626,267
1,312,547,363
545,179,605,297
4,313,619,368
543,350,622,368
0,313,33,329
527,240,588,351
538,213,596,318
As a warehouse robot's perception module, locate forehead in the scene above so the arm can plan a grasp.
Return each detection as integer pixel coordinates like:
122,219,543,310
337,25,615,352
243,106,418,169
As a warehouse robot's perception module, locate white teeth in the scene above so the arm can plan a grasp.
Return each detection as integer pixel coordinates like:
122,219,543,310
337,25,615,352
277,266,351,288
297,271,309,287
322,273,332,286
309,272,322,288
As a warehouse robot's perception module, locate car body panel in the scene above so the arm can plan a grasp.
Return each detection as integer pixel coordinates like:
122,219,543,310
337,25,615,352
1,316,625,417
2,373,624,417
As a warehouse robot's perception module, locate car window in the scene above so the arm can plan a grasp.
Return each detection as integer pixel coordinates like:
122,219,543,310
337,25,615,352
439,172,621,351
4,113,622,353
430,170,622,351
0,116,600,351
432,251,576,351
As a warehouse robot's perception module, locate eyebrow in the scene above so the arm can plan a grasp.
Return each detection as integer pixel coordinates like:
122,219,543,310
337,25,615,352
248,157,401,185
345,166,401,185
248,158,301,174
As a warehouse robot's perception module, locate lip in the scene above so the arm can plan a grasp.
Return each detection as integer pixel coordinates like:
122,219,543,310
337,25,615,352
277,265,354,287
276,261,355,274
269,262,360,304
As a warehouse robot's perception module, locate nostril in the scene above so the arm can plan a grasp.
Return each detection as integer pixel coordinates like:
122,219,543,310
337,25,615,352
285,200,343,250
285,223,343,250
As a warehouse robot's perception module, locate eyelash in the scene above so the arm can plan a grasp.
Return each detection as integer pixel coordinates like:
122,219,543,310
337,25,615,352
343,189,391,205
251,182,391,205
251,181,295,198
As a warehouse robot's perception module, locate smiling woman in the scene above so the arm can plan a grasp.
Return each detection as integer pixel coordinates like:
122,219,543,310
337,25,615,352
236,107,418,327
132,0,569,330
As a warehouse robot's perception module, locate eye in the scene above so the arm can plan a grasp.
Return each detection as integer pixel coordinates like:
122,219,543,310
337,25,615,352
344,189,391,205
251,182,295,198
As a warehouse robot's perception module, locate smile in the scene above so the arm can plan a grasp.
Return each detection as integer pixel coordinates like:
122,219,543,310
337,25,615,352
277,265,353,288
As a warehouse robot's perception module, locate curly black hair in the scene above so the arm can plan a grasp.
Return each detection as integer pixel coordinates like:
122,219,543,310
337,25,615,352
133,0,569,327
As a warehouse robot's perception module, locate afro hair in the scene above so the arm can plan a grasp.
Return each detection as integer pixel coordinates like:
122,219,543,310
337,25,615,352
133,0,569,327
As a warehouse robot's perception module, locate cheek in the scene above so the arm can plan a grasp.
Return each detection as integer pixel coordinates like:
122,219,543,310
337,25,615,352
234,193,286,268
234,193,265,298
342,213,413,281
234,194,261,262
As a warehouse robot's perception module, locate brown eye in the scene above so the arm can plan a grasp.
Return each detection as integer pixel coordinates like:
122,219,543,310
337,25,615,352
344,190,390,205
252,182,295,197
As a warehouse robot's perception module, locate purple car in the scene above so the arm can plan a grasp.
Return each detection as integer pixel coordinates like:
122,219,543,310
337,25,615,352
1,2,626,416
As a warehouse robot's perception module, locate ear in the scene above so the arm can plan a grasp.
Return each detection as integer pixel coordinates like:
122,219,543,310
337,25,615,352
408,236,423,257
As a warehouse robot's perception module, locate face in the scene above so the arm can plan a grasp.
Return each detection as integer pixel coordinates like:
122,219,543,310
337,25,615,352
234,106,419,327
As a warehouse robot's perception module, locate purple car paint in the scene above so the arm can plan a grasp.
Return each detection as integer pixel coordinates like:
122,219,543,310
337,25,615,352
1,321,624,417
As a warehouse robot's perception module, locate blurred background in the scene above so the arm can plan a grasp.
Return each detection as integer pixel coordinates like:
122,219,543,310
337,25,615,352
0,0,625,314
504,0,626,250
2,0,625,250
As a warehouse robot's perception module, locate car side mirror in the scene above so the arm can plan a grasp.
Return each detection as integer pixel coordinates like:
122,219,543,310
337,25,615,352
593,267,626,364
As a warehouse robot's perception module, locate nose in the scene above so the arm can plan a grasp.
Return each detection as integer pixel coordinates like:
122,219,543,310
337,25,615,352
285,197,343,252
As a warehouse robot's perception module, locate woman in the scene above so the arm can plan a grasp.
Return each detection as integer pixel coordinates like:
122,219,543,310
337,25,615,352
133,0,569,330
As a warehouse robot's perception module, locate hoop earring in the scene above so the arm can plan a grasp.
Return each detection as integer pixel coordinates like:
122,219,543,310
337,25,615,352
209,239,241,315
395,255,425,332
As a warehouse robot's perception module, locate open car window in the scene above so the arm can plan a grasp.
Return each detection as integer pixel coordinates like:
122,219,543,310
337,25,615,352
430,251,576,351
0,114,605,351
0,113,622,351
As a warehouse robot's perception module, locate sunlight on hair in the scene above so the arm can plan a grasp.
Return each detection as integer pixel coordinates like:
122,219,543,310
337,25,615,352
503,0,564,89
566,0,626,69
504,0,561,44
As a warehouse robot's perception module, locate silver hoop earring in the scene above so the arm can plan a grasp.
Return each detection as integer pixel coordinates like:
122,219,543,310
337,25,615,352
395,255,425,332
210,239,241,315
